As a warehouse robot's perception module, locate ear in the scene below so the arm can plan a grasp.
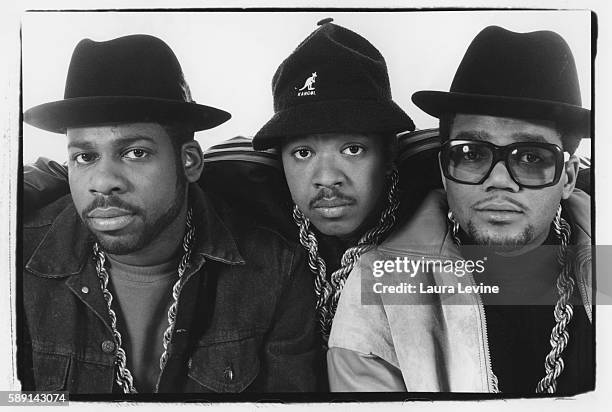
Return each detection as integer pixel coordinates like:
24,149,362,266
181,140,204,183
438,151,448,191
561,154,580,199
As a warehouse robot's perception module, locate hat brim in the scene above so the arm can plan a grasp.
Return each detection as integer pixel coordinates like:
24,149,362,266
412,91,590,133
252,99,415,150
24,96,231,133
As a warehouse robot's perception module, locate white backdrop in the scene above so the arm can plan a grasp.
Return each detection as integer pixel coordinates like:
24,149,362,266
21,10,592,163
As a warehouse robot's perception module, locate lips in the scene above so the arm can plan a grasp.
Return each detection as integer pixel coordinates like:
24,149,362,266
312,198,355,219
87,207,135,232
472,198,526,224
313,199,354,209
88,207,133,218
474,205,523,224
475,203,523,213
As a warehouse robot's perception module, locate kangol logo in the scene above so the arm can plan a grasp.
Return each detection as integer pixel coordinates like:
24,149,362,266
295,72,317,96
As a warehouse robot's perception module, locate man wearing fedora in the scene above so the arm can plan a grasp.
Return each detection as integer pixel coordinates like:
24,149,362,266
328,26,593,394
21,34,318,393
251,19,416,349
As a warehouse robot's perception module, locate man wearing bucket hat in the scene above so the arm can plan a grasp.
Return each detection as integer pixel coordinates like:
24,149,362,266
328,26,593,394
21,34,318,393
252,19,416,348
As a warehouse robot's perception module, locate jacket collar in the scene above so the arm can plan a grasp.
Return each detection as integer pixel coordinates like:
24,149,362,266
562,188,591,244
26,184,244,278
25,202,93,278
189,184,245,265
380,189,462,260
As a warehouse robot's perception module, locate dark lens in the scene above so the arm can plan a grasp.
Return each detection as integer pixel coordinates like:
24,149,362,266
446,143,493,183
508,146,558,186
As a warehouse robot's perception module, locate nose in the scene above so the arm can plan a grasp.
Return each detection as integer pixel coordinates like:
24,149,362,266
88,158,128,196
312,153,346,188
482,160,520,192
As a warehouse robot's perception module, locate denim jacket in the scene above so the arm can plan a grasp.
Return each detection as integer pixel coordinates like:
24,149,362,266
21,184,320,393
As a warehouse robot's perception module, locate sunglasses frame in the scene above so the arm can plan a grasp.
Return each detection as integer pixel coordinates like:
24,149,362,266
440,139,567,189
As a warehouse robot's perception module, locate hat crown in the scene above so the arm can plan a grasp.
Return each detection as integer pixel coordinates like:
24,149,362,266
24,34,231,134
252,21,415,149
271,23,392,111
64,34,193,102
450,25,581,106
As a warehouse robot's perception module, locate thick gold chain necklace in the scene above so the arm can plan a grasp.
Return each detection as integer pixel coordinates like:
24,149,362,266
92,207,196,394
448,205,575,393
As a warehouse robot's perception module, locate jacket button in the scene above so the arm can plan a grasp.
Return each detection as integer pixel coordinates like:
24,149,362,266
81,286,89,294
224,366,234,382
101,340,116,353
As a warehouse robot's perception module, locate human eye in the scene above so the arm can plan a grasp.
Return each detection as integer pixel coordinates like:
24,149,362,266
341,144,365,156
123,148,150,160
460,145,485,161
518,151,542,164
292,148,313,160
72,152,98,166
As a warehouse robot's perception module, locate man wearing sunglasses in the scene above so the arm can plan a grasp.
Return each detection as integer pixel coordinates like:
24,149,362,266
327,26,592,394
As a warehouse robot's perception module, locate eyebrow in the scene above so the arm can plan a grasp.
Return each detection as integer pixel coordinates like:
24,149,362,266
509,132,549,144
282,133,375,148
453,131,491,141
453,131,551,144
68,134,158,150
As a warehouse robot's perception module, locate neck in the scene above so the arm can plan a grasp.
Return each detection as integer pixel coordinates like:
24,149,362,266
109,202,189,267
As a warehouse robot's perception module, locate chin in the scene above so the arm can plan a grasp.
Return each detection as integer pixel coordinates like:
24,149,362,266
94,233,147,255
467,221,535,250
312,219,359,238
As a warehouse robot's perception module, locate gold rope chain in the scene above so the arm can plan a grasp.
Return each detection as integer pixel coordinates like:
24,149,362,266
93,207,196,394
449,205,575,394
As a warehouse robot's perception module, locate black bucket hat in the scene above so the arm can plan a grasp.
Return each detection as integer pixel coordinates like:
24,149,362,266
24,34,231,133
252,19,415,150
412,26,590,135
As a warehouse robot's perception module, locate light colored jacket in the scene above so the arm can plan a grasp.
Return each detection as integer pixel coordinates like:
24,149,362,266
327,189,592,392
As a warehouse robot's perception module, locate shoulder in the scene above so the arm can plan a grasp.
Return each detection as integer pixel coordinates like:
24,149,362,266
207,191,298,252
22,195,75,262
379,189,457,259
563,188,591,242
23,194,74,229
200,191,305,290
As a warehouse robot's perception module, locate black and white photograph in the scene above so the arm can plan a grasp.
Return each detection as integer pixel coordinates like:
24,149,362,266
1,1,610,409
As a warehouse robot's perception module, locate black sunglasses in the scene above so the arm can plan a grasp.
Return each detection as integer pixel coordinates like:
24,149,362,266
440,140,569,189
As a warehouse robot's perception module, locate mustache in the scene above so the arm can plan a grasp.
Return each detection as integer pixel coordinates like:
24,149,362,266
309,187,357,209
81,196,142,219
472,196,528,211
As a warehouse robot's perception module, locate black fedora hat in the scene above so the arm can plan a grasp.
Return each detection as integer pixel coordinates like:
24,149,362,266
25,34,231,133
252,19,414,150
412,26,590,133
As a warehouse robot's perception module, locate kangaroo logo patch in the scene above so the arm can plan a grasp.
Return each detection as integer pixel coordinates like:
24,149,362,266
295,72,317,96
